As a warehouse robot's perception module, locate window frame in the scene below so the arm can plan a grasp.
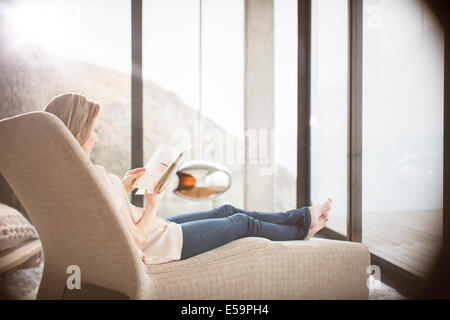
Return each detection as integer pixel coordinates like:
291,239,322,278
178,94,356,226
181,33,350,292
297,0,449,297
130,0,448,297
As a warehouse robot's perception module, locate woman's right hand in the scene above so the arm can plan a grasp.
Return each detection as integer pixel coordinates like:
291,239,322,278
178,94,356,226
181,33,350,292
122,167,146,194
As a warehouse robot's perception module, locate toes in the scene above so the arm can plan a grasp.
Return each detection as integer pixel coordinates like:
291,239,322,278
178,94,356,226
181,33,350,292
324,198,333,210
318,215,329,227
319,212,329,220
318,209,328,218
321,201,332,215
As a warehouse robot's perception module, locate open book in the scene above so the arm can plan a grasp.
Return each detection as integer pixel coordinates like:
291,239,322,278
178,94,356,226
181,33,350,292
134,143,193,195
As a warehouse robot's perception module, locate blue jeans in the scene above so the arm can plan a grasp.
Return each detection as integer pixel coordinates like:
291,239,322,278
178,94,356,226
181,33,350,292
165,204,312,260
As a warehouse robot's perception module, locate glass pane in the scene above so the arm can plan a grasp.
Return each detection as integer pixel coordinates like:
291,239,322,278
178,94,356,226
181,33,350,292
0,0,131,178
143,0,245,216
201,0,245,208
274,0,298,212
362,0,444,278
310,0,348,236
143,0,201,216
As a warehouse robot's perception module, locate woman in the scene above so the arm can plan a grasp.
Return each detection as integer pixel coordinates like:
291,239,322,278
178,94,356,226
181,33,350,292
44,93,331,265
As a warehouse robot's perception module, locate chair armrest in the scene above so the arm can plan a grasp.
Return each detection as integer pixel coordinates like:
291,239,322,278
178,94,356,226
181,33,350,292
144,237,370,299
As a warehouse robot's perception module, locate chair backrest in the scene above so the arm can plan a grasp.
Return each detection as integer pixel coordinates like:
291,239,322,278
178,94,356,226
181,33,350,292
0,111,148,298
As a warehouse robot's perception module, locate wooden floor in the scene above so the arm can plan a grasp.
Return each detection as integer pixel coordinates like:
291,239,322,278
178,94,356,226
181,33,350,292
326,210,443,278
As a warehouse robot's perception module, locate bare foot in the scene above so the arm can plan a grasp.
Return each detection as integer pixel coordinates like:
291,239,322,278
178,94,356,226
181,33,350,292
308,198,332,230
305,213,329,240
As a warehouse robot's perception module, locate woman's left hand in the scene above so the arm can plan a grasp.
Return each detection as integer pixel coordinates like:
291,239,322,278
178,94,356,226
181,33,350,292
122,167,146,194
144,180,166,212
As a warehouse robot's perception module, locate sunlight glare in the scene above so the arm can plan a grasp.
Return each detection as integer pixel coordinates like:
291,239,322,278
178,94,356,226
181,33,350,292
3,1,81,57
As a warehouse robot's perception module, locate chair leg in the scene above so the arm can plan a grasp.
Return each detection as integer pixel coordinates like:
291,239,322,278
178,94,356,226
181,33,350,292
36,264,67,300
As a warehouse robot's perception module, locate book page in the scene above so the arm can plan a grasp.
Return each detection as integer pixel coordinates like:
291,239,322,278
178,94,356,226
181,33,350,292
157,148,189,192
134,144,193,195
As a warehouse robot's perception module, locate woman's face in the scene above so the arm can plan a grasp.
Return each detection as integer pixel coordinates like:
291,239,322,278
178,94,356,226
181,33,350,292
81,117,99,157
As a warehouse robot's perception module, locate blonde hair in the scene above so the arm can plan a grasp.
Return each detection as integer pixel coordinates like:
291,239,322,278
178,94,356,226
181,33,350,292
44,93,101,146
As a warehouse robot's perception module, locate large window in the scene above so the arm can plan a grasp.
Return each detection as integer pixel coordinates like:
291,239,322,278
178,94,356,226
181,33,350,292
362,0,444,277
143,0,245,217
200,0,245,210
308,0,445,281
311,0,348,236
274,0,298,212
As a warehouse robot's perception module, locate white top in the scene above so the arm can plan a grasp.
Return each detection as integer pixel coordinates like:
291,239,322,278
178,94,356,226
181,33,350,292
92,164,183,265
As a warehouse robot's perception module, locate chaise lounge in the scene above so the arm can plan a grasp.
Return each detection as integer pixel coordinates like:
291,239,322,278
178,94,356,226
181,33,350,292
0,111,370,299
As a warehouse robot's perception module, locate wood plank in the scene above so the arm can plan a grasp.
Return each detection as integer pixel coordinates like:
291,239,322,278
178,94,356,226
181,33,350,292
363,224,440,262
363,232,437,265
364,222,439,247
369,246,426,278
364,233,437,271
327,209,443,277
364,213,441,244
373,216,442,243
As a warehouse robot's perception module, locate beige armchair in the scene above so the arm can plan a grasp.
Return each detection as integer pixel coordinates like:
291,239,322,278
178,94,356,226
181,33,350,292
0,111,370,299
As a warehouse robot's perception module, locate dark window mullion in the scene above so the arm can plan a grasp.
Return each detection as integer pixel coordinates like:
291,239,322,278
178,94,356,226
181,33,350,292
131,0,143,207
443,12,449,255
297,0,312,209
347,0,363,243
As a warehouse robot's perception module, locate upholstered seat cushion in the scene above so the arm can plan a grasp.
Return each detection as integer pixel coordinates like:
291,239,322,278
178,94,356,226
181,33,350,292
143,237,370,299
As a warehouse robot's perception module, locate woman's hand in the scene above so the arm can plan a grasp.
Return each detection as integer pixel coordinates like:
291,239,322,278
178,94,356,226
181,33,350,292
122,167,146,194
144,180,166,212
